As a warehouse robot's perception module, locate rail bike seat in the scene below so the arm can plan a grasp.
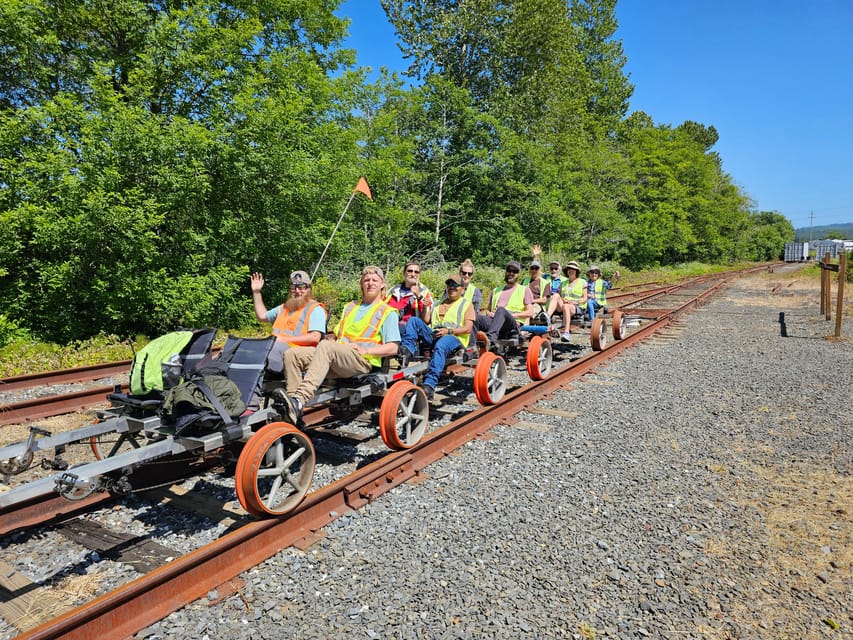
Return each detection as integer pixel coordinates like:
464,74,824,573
106,328,218,411
159,334,275,437
106,389,165,411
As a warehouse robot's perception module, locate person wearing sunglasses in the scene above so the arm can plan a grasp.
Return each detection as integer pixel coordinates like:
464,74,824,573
250,270,328,373
458,258,482,312
473,260,534,348
386,261,434,327
397,272,476,401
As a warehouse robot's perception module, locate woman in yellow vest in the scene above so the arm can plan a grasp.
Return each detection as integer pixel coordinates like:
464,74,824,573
397,273,476,400
281,266,400,423
554,260,588,341
585,264,619,322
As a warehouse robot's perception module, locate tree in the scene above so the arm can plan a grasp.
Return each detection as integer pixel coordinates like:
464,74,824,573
0,0,362,340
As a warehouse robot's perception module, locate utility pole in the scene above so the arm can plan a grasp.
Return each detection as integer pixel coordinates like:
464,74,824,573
809,210,814,242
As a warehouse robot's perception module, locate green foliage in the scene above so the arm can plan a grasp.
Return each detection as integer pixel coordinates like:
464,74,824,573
0,314,30,348
0,0,790,348
0,333,134,377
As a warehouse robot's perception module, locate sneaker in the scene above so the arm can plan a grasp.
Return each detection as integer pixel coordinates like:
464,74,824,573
422,384,435,401
281,394,304,428
560,331,572,343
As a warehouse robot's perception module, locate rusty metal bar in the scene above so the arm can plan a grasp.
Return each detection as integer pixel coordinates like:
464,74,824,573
0,363,132,393
0,386,119,426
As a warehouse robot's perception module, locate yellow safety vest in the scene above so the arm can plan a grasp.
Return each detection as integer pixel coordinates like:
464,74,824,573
490,284,527,314
561,278,586,302
431,298,472,348
588,279,607,305
335,300,394,367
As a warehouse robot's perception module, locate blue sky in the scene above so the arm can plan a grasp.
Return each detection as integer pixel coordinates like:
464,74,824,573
337,1,853,231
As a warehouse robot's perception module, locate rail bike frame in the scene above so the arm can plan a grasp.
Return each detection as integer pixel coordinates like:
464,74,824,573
0,394,282,510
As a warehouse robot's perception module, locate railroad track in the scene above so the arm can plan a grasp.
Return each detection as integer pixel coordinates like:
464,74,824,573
0,267,770,640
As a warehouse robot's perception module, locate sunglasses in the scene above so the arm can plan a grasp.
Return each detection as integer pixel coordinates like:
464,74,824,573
506,268,519,274
405,269,420,274
446,282,461,289
529,266,540,270
460,270,473,276
290,283,309,290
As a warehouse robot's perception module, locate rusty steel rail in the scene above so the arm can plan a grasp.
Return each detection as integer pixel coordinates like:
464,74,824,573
14,270,744,640
0,385,121,426
0,362,132,393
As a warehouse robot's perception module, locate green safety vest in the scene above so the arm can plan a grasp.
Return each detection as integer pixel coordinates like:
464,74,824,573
490,284,527,314
336,300,395,367
588,279,607,305
431,297,472,347
562,278,587,302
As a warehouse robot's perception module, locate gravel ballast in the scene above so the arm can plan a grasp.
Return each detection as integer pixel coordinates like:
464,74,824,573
18,268,853,640
141,268,852,640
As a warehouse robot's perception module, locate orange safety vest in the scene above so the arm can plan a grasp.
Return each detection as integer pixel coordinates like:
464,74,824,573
271,300,325,347
336,300,395,367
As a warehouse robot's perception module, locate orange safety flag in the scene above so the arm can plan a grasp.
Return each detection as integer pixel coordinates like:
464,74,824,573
354,176,373,201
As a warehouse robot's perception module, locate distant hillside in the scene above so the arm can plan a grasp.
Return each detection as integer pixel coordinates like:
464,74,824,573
794,222,853,241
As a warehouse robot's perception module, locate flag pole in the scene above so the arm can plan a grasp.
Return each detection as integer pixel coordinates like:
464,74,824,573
311,191,357,282
312,178,372,281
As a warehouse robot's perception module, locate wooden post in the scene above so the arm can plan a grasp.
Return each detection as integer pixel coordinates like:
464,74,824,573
835,252,847,338
824,252,832,321
820,254,826,315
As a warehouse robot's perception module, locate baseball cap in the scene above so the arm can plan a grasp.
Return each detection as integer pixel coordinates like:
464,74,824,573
445,273,463,286
290,270,311,285
506,260,522,271
586,264,601,274
549,260,560,268
529,260,542,269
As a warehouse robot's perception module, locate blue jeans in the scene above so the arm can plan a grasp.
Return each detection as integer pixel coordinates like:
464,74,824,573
401,317,463,388
587,299,605,322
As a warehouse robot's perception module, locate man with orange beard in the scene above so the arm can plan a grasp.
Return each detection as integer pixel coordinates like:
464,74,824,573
250,270,327,374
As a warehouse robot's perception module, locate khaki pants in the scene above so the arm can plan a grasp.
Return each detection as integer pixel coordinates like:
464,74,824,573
284,341,371,403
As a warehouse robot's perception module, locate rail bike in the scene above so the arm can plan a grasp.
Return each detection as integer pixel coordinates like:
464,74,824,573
541,306,632,351
0,327,512,521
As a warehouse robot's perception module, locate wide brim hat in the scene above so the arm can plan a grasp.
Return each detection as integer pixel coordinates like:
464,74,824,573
586,264,601,275
563,260,581,275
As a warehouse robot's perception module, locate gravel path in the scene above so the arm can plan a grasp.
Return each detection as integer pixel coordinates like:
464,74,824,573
135,268,849,638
